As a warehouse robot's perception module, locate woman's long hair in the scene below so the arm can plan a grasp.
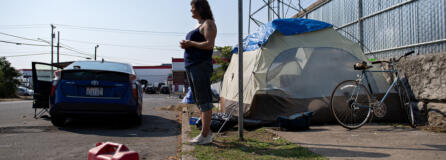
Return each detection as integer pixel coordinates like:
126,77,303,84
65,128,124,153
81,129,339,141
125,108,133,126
191,0,214,20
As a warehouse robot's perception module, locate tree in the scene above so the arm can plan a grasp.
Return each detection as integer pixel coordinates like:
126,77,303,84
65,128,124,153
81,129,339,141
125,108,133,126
0,57,21,98
211,46,232,83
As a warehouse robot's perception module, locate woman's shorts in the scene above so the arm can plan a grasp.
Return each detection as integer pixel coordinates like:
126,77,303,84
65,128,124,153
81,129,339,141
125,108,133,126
185,60,214,112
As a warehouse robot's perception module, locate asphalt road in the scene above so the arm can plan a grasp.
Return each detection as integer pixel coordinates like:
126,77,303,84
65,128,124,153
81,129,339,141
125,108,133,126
0,94,182,160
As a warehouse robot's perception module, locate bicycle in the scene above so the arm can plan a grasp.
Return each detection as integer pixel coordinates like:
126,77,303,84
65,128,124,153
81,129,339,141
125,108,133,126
330,51,416,129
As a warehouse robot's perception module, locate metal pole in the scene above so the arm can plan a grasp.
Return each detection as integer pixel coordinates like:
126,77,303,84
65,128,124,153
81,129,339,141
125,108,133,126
238,0,244,141
358,0,363,50
268,0,272,21
248,0,252,34
95,45,99,61
57,31,60,63
277,0,280,19
50,24,55,80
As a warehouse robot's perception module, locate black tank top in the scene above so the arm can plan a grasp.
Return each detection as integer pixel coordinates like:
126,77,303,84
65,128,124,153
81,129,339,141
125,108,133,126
184,25,213,68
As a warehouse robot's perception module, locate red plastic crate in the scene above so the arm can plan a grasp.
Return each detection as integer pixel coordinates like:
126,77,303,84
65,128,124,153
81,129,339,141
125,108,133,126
87,142,139,160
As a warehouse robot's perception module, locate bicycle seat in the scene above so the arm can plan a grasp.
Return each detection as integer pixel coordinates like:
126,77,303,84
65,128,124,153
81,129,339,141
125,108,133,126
353,61,372,70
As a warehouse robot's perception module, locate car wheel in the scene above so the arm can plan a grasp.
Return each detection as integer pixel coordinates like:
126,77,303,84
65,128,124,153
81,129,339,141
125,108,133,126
51,116,66,127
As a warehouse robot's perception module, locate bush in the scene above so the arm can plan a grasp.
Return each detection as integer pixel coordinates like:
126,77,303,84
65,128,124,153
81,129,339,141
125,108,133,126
211,46,232,83
0,57,21,98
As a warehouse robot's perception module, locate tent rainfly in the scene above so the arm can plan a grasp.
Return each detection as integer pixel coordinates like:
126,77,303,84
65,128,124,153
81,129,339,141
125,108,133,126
220,18,393,123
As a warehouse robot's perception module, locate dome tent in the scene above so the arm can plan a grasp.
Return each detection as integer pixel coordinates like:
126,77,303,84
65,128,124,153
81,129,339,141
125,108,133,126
220,18,391,123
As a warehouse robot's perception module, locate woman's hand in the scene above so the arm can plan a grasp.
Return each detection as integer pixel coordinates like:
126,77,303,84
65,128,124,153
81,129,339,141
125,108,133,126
180,40,191,49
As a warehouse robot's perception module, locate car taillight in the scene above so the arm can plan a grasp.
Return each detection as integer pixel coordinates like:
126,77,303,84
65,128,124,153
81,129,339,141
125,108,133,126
131,83,138,101
129,74,138,101
50,70,61,97
129,74,137,81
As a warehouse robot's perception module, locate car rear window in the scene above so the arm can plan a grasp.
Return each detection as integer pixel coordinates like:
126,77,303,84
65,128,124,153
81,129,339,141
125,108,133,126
62,70,129,82
64,61,134,74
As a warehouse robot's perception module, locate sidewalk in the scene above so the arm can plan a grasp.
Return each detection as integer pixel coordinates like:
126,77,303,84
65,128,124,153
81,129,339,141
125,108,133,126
180,104,446,160
268,125,446,160
180,107,197,160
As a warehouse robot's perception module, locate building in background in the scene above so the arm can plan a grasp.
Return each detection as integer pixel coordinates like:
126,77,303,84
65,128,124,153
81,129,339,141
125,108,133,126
171,57,221,93
133,64,172,87
17,69,33,88
171,58,186,93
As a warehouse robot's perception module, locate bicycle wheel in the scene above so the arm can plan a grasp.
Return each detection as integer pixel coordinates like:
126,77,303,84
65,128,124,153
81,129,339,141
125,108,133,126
398,82,416,128
330,80,372,129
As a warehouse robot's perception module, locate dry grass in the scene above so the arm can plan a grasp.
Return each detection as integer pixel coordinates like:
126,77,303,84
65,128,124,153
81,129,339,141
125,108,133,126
186,126,326,160
160,104,196,112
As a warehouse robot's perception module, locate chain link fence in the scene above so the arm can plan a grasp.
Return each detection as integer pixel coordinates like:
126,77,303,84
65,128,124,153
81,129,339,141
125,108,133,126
299,0,446,59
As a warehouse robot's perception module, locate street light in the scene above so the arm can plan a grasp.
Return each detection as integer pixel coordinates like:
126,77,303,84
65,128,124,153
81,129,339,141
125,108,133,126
95,45,99,61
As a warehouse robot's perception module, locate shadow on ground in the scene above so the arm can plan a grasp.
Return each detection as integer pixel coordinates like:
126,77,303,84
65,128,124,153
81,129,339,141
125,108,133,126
58,114,180,137
295,142,446,152
306,146,391,158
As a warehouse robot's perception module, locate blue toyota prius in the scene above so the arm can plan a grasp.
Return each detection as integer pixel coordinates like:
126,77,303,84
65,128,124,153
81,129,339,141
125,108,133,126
32,61,143,126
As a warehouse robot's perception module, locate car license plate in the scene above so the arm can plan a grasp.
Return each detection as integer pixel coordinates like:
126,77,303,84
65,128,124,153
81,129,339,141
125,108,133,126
86,87,103,96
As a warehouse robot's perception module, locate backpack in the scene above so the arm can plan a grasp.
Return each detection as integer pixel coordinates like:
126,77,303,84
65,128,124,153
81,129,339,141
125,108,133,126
277,112,313,131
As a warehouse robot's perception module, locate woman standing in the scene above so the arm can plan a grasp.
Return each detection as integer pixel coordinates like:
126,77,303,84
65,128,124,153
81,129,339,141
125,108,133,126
180,0,217,145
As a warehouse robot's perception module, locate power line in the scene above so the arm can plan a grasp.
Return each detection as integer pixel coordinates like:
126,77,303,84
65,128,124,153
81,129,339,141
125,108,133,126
0,24,47,27
60,46,93,57
97,56,152,66
36,38,94,57
56,24,185,35
55,23,240,35
0,50,49,54
61,38,182,51
98,54,162,65
0,40,50,46
0,24,48,29
3,53,49,57
0,32,45,43
3,52,90,59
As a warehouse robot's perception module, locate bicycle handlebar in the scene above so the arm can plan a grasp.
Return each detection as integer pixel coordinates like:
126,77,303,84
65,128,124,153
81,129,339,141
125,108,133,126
371,60,389,64
370,51,414,64
397,51,415,62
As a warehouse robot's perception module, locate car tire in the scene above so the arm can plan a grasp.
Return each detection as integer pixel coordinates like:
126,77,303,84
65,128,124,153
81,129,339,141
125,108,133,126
51,116,66,127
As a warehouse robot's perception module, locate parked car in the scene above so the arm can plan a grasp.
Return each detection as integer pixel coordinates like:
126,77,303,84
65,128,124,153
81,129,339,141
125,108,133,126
16,86,34,96
144,85,156,94
156,82,165,92
32,61,143,126
160,85,170,94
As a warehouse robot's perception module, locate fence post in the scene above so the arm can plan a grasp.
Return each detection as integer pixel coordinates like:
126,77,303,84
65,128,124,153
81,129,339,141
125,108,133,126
358,0,364,51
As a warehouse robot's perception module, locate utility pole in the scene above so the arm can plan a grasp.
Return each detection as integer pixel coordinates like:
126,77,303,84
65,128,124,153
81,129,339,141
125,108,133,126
57,31,60,63
51,24,55,64
95,45,99,61
50,24,55,80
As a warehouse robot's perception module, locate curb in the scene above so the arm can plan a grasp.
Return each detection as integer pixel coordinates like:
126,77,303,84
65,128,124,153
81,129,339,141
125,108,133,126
181,107,196,160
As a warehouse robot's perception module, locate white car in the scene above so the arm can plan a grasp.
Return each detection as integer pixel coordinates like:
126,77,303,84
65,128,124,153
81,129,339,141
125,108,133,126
17,86,34,96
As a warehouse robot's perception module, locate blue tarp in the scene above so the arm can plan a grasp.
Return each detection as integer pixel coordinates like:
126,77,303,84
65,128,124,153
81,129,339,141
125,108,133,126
181,86,220,104
181,87,195,104
232,18,333,53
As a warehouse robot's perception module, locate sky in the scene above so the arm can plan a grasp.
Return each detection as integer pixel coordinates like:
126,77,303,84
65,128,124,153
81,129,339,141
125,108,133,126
0,0,315,69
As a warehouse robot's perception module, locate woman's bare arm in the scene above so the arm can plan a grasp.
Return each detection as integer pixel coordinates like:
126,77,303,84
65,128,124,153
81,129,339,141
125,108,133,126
182,20,217,50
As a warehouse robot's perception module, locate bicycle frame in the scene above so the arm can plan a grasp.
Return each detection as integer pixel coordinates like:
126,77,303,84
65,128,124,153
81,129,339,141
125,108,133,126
357,66,401,109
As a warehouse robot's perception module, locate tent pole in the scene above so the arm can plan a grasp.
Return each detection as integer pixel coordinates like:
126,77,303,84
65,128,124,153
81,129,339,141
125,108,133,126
237,0,244,141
